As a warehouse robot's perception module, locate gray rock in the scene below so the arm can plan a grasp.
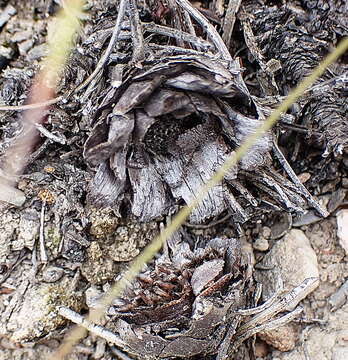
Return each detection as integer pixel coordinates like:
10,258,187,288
255,229,319,300
27,44,48,61
5,277,83,342
336,210,348,255
258,323,298,352
253,237,269,251
13,209,40,251
254,229,319,353
272,304,348,360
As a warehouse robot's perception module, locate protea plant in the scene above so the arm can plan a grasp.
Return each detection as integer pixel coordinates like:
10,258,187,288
108,237,252,359
81,0,321,225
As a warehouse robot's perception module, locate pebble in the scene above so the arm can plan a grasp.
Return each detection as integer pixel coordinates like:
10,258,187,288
270,213,292,239
18,39,34,55
254,229,319,352
297,172,311,183
327,188,346,213
342,177,348,189
256,229,319,299
13,209,40,251
293,210,322,227
271,304,348,360
254,339,269,357
85,285,103,309
258,324,298,352
11,30,32,43
262,226,271,239
253,237,269,251
329,279,348,311
336,210,348,255
0,4,16,28
27,43,48,61
41,266,64,283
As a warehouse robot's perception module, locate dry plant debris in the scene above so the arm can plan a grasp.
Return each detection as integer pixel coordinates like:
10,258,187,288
77,0,325,226
0,0,347,360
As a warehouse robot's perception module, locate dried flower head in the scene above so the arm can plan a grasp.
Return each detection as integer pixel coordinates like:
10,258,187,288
109,237,252,359
246,0,348,155
81,4,309,225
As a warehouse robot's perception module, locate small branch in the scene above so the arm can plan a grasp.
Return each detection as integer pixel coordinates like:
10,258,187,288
238,277,319,334
272,140,329,217
110,347,134,360
73,0,128,94
143,22,213,51
237,277,283,316
147,43,220,60
222,0,242,49
279,122,321,137
128,0,145,64
234,306,304,349
39,200,48,263
36,124,67,144
168,0,185,47
58,306,126,346
184,212,231,229
175,0,232,61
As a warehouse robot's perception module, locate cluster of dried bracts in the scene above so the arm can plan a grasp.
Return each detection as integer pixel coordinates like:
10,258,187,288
79,0,332,226
241,0,348,156
110,238,251,359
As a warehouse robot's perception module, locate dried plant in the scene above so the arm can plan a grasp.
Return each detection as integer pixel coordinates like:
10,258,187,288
0,1,345,359
80,0,324,226
0,0,83,205
242,0,348,155
109,237,251,359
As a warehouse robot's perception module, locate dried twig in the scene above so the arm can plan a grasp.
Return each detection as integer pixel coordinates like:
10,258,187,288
168,0,185,47
272,140,329,217
128,0,145,64
175,0,232,61
58,306,126,346
39,200,48,263
147,43,221,60
143,22,213,50
110,347,134,360
184,212,232,229
36,124,67,144
238,277,319,334
233,306,304,351
222,0,242,49
73,0,128,94
237,277,284,316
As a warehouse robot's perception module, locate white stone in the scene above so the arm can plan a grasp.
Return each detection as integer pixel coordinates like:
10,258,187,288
336,210,348,255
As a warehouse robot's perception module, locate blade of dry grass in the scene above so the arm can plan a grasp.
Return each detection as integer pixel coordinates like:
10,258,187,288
49,38,348,360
